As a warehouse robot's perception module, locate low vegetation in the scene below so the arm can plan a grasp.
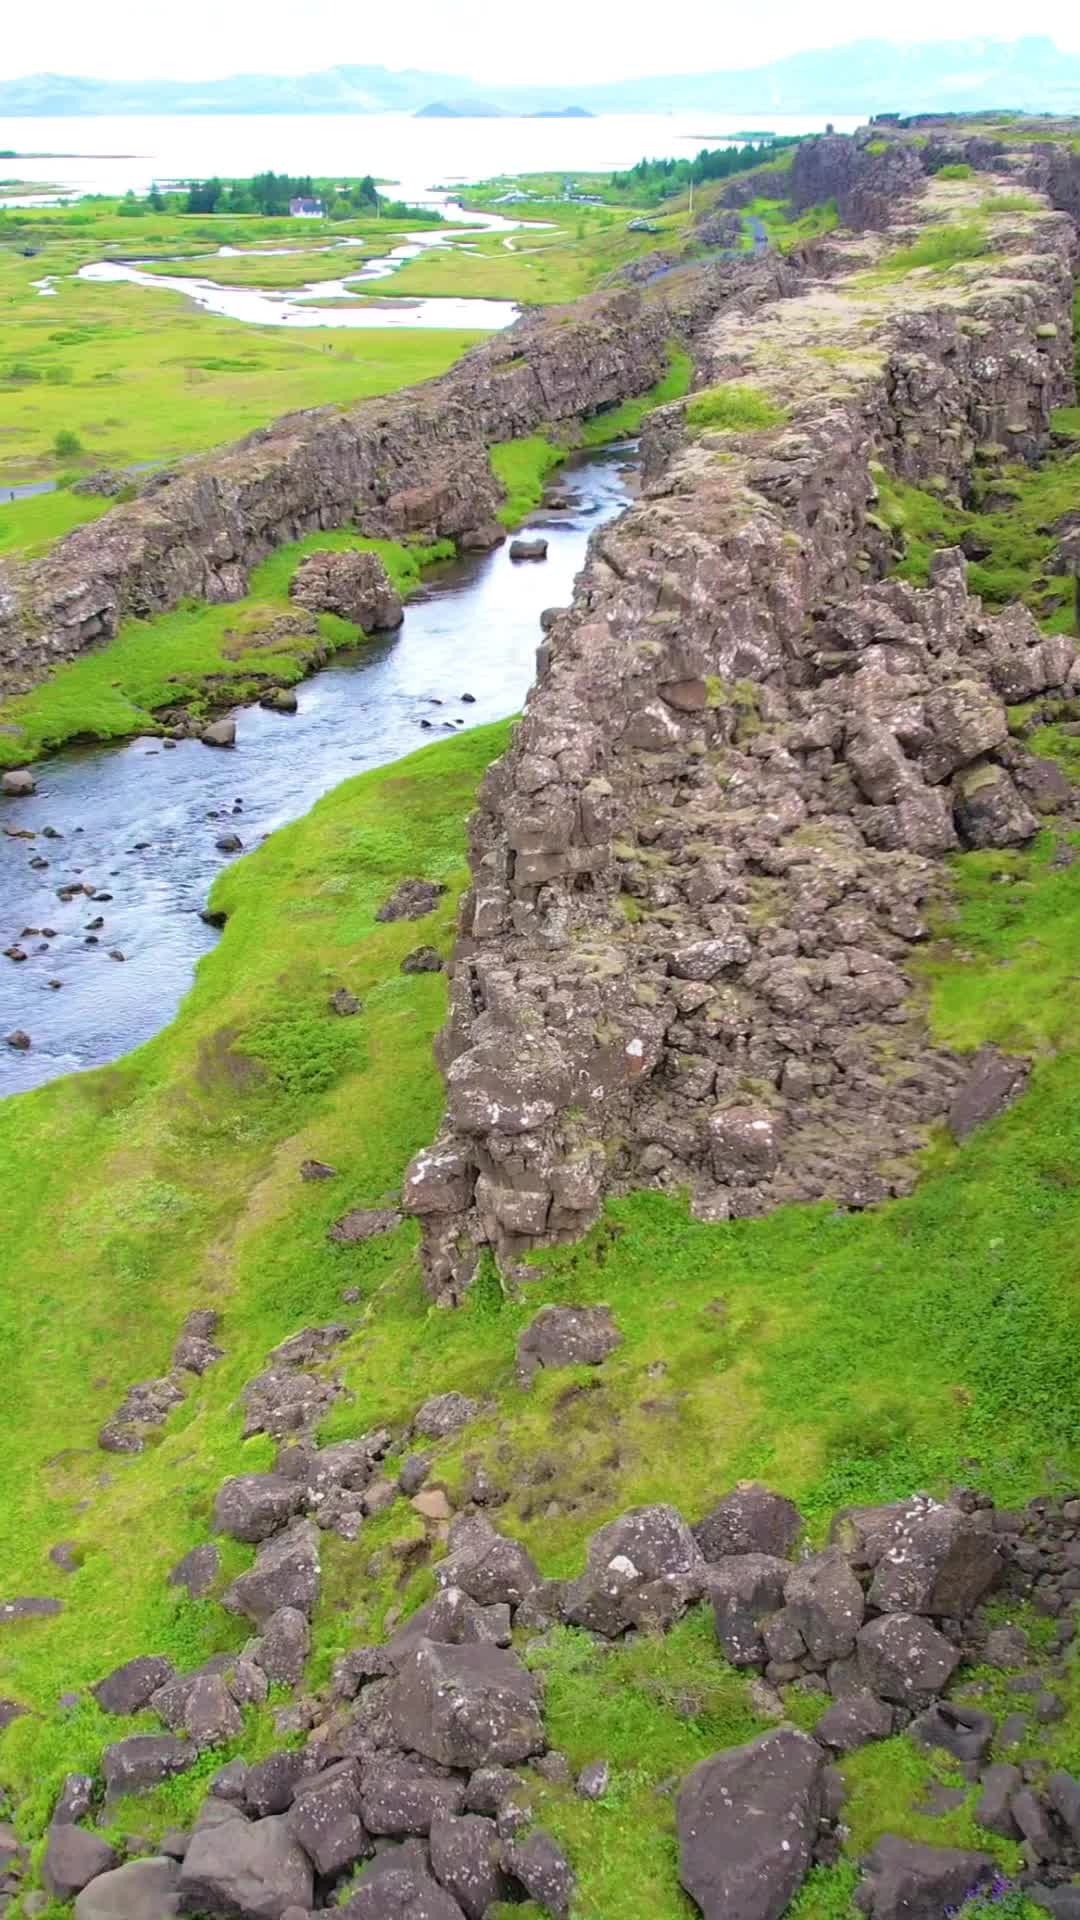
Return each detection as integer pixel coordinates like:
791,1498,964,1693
0,532,452,767
1,714,1080,1913
685,381,789,432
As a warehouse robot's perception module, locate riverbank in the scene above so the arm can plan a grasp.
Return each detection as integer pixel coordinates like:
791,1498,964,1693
0,444,634,1093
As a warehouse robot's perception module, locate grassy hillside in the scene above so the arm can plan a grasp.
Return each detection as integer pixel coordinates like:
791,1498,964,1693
1,711,1079,1917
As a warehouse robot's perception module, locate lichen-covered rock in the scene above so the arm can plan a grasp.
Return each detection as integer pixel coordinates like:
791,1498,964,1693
178,1810,313,1920
42,1824,118,1901
855,1614,961,1707
383,1639,545,1769
92,1654,174,1716
359,1759,467,1836
102,1734,198,1799
947,1048,1030,1142
564,1504,706,1636
695,1485,804,1563
783,1551,865,1663
515,1303,622,1384
214,1474,304,1543
707,1554,790,1668
287,1760,372,1876
434,1513,541,1609
500,1830,576,1920
222,1520,320,1627
428,1813,512,1920
867,1501,1001,1616
677,1728,824,1920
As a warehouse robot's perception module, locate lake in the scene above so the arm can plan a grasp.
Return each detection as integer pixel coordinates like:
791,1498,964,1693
0,111,862,200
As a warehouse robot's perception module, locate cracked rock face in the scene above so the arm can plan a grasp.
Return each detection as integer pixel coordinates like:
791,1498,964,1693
405,191,1079,1301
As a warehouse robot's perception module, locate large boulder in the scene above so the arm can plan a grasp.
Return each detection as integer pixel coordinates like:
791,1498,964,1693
223,1520,320,1627
183,1671,244,1747
339,1863,466,1918
515,1304,622,1385
213,1475,304,1544
677,1728,825,1920
694,1485,803,1563
953,762,1038,849
563,1504,706,1636
856,1835,994,1920
178,1810,313,1920
866,1502,1000,1617
783,1551,865,1663
74,1858,181,1920
287,1760,372,1876
92,1654,175,1716
383,1640,545,1769
102,1735,197,1799
855,1614,960,1707
291,549,404,632
42,1825,118,1900
815,1691,894,1753
360,1758,467,1836
707,1554,790,1668
429,1813,513,1920
434,1513,541,1609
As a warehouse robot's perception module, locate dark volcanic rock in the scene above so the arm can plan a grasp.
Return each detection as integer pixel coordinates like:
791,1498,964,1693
92,1654,174,1716
42,1824,118,1900
514,1303,622,1384
429,1813,511,1919
384,1639,545,1768
168,1543,220,1597
359,1758,467,1836
564,1503,706,1636
783,1551,865,1662
178,1809,314,1920
339,1863,466,1919
214,1474,304,1543
501,1830,575,1920
947,1047,1031,1142
287,1760,372,1876
866,1501,1000,1616
708,1553,790,1668
815,1690,894,1753
376,879,447,923
855,1614,961,1707
73,1857,181,1920
677,1728,824,1920
695,1484,804,1563
413,1391,479,1439
103,1734,198,1799
222,1519,320,1626
856,1835,994,1920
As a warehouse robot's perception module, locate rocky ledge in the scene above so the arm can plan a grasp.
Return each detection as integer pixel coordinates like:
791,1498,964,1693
404,173,1080,1298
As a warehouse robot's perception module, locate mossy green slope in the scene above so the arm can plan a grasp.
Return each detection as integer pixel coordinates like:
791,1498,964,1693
1,714,1080,1914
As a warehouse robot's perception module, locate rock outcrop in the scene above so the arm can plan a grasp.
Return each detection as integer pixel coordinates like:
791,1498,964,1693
404,174,1078,1300
0,256,796,697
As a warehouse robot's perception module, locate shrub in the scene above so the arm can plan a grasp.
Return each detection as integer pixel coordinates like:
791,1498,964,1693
936,161,974,180
52,429,83,458
685,383,788,433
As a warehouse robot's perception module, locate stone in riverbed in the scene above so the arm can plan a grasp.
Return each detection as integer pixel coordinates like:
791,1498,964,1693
4,1030,31,1050
509,537,548,561
2,769,35,795
200,718,236,749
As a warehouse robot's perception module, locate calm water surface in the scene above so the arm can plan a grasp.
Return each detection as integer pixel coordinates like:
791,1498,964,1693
0,445,634,1096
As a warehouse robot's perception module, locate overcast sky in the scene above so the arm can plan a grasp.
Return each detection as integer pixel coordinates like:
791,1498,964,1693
1,0,1078,82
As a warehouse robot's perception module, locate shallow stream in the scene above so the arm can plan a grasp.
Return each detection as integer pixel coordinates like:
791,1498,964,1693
0,443,634,1096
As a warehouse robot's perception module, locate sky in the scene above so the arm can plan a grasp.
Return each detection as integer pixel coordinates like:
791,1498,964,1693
1,0,1079,82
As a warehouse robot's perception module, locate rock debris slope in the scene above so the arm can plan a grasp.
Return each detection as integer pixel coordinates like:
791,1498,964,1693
405,176,1080,1298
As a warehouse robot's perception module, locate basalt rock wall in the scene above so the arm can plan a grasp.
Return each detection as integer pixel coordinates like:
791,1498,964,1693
404,193,1079,1302
0,254,798,698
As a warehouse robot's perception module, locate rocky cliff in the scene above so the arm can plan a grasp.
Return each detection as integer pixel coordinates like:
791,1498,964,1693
0,256,797,697
404,179,1079,1301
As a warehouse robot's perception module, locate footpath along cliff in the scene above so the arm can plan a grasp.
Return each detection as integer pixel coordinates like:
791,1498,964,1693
403,160,1080,1298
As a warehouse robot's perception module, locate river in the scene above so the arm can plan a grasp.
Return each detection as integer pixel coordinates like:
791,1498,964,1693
0,444,634,1097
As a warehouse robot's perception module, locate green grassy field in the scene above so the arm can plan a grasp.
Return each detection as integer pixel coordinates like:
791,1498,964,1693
384,203,687,305
0,717,1077,1913
0,203,487,510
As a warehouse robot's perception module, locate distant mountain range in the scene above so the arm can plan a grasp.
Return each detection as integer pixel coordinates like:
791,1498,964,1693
2,38,1080,118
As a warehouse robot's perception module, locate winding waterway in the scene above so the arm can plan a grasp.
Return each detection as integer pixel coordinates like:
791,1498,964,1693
0,444,634,1097
77,206,530,331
